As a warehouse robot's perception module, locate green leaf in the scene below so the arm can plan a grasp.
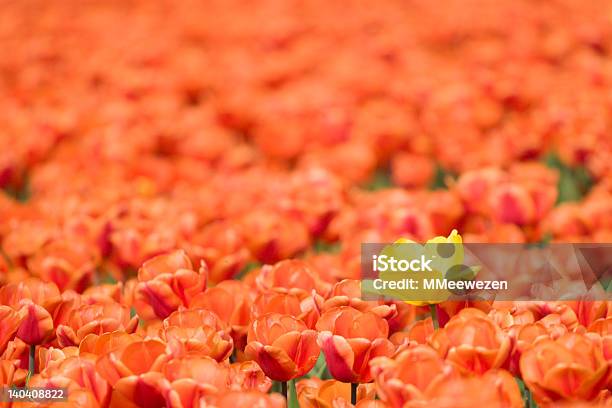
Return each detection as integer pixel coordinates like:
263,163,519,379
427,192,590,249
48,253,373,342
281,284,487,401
428,164,456,191
101,273,118,284
304,352,331,379
543,153,593,204
270,381,283,395
0,246,14,269
515,377,539,408
526,232,552,249
235,261,261,280
2,173,31,203
313,240,341,254
287,378,300,408
363,168,393,191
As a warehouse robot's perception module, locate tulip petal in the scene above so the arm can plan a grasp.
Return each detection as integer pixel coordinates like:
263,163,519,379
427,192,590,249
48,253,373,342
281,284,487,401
319,332,356,382
122,340,167,375
111,373,168,408
16,302,54,345
245,341,297,381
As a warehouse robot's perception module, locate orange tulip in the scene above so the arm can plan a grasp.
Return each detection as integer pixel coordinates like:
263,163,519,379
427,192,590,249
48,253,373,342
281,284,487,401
38,345,79,372
252,290,320,329
429,308,511,375
109,372,169,408
514,302,579,331
164,378,211,408
245,313,320,381
161,309,233,361
571,301,611,328
1,337,28,377
163,355,230,393
506,314,569,375
82,282,124,304
0,305,21,353
0,278,61,312
211,390,286,408
239,209,311,264
56,301,138,347
37,356,111,407
436,300,492,327
78,331,142,357
520,333,612,404
371,345,458,407
25,374,99,408
386,301,416,334
134,250,207,319
16,301,54,345
0,359,17,385
26,239,98,292
298,378,375,408
320,279,397,320
255,259,330,297
389,318,434,350
316,306,395,383
391,153,434,189
186,221,250,283
162,324,233,362
229,360,272,393
403,369,523,408
96,339,169,386
588,316,612,337
189,280,253,350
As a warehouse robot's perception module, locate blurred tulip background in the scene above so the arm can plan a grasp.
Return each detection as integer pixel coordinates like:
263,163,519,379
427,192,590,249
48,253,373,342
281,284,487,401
1,0,612,406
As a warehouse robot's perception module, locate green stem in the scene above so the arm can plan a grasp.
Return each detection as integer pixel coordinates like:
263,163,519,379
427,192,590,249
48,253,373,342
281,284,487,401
351,382,358,405
287,379,299,408
26,344,35,385
430,304,439,330
281,381,288,400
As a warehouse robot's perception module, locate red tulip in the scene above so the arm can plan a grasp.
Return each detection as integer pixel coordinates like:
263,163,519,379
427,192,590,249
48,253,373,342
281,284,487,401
16,301,54,345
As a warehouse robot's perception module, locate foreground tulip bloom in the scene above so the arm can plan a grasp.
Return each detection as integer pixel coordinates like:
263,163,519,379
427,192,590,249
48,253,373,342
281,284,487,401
161,307,233,361
189,280,253,349
109,371,169,408
321,279,397,321
134,250,207,320
297,378,375,408
16,301,54,345
371,345,458,407
164,355,230,393
0,278,62,312
26,374,99,408
316,306,395,383
255,259,330,297
520,333,612,404
0,306,21,354
38,356,111,407
403,369,523,408
245,313,320,381
0,359,17,385
211,390,286,408
429,308,511,375
78,331,142,357
56,301,138,347
96,339,169,386
229,360,272,392
252,290,320,329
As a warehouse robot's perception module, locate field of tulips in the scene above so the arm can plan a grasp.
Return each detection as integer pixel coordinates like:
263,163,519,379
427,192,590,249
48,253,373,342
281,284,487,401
1,0,612,407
